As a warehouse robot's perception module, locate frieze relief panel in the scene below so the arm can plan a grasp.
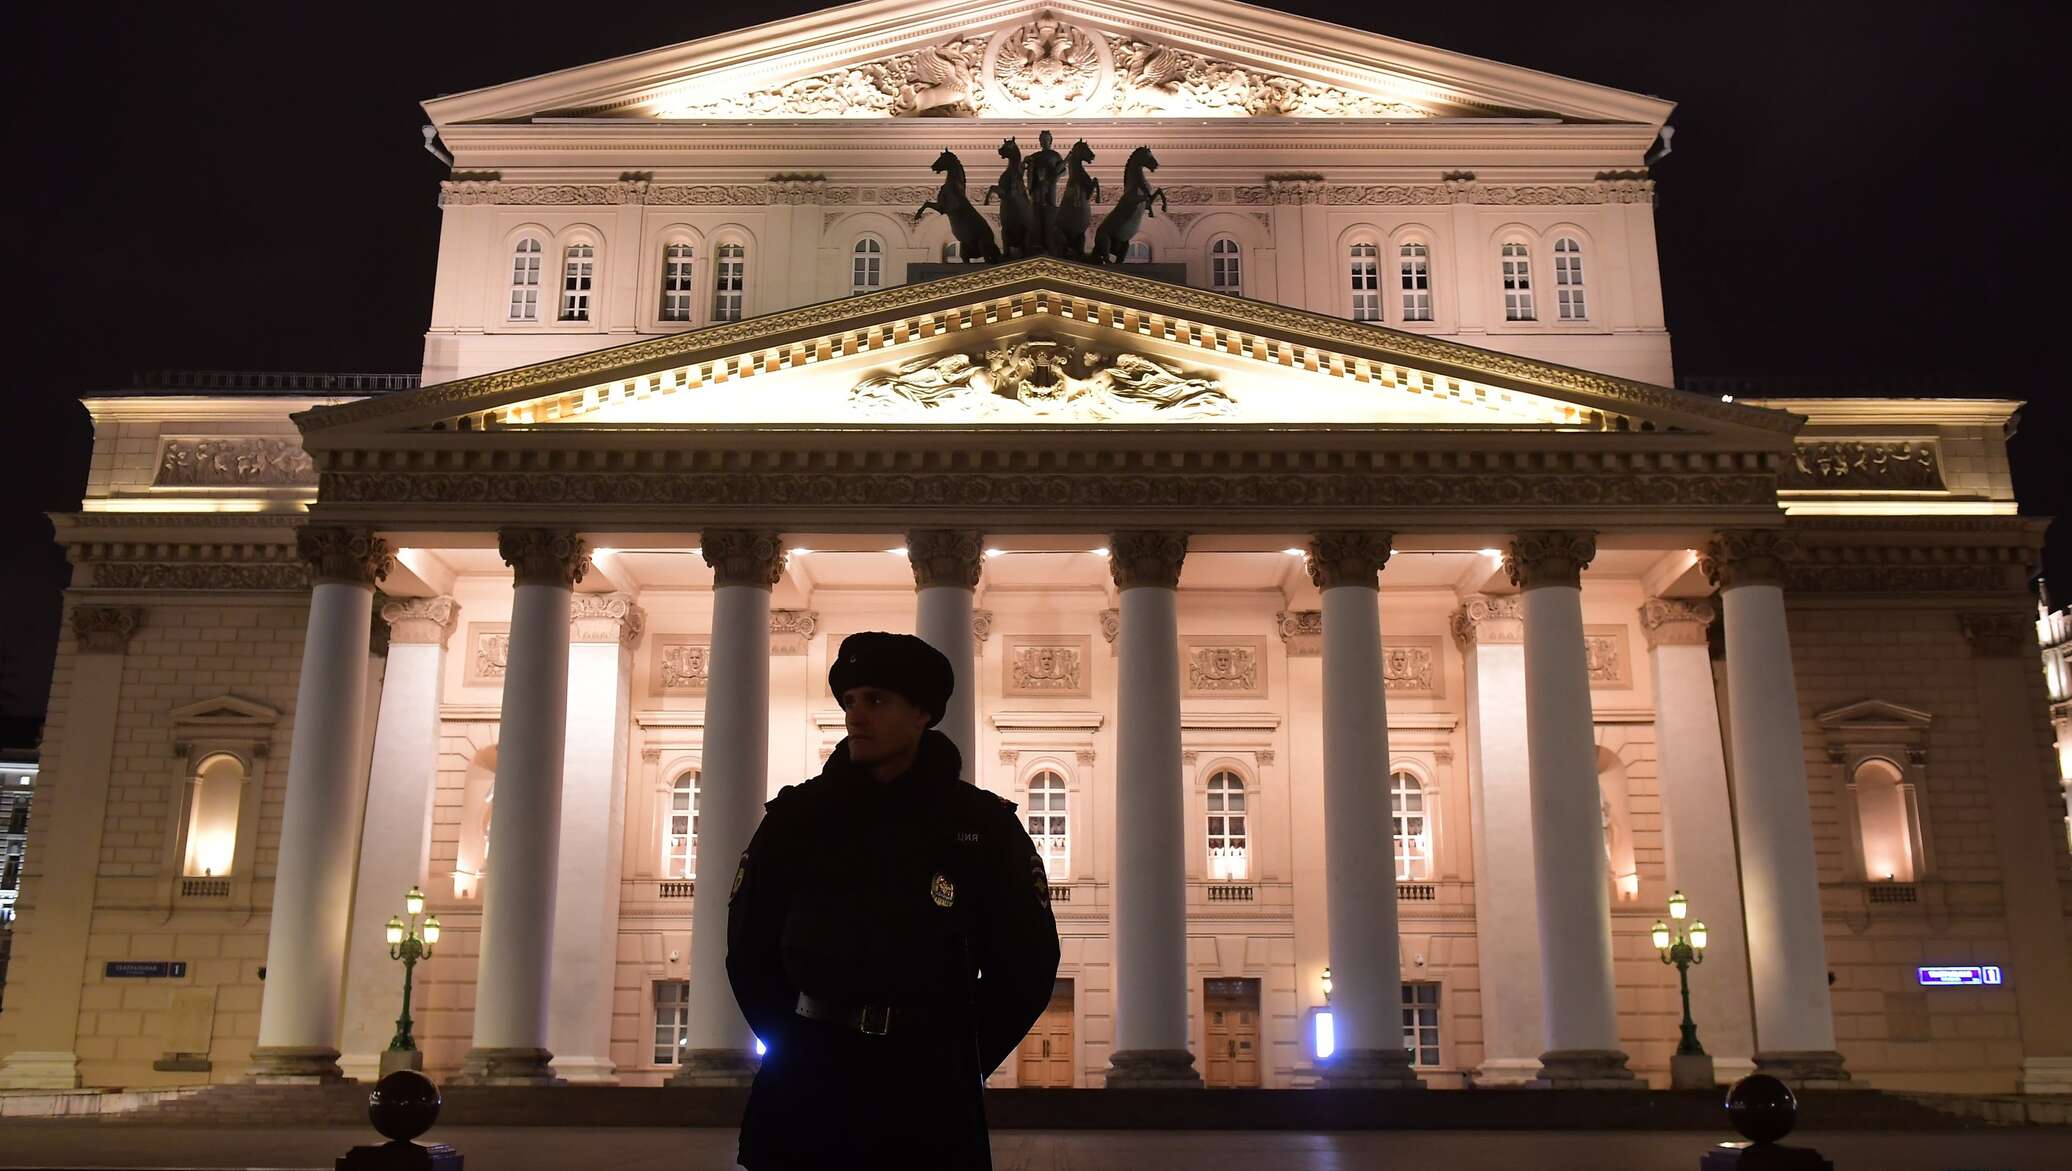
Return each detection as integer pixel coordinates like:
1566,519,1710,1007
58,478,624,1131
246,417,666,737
464,622,511,685
1005,636,1091,698
852,336,1233,421
1779,441,1944,491
154,438,316,487
650,638,711,696
1382,636,1443,698
1183,637,1266,699
1583,625,1632,689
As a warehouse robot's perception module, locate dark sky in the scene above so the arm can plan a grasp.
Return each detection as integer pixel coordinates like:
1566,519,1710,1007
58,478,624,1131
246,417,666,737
4,2,2065,720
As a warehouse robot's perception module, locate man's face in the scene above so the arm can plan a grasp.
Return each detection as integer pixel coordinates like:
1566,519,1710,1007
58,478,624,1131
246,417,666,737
840,685,931,767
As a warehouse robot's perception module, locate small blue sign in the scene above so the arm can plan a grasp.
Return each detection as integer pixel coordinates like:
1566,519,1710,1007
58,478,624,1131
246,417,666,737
1917,965,2002,986
104,961,187,979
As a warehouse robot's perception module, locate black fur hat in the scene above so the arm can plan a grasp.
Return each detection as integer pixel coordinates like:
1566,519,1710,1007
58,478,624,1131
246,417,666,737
828,631,955,726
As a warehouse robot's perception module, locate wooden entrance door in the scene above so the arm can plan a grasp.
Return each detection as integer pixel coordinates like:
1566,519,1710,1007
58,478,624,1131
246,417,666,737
1203,977,1261,1088
1016,978,1074,1087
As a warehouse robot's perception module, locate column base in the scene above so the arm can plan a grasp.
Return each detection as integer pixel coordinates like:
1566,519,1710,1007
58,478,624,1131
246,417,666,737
1104,1049,1203,1089
1670,1053,1717,1090
664,1049,759,1087
1472,1057,1543,1087
2017,1057,2072,1095
549,1055,620,1085
0,1050,82,1089
452,1047,564,1086
1528,1048,1642,1089
1753,1050,1853,1090
1319,1048,1425,1089
246,1046,347,1084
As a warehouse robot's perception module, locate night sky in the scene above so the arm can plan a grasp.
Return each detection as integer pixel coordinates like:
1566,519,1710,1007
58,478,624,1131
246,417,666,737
4,2,2063,723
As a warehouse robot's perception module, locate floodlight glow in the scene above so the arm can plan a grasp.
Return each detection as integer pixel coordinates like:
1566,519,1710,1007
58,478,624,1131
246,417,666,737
1314,1010,1336,1060
1480,548,1502,559
788,547,813,557
1283,548,1305,557
886,547,908,556
985,548,1006,558
1090,547,1110,557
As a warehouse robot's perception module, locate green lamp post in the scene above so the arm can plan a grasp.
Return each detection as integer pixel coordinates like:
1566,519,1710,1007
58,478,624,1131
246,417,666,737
1652,888,1713,1088
383,885,440,1074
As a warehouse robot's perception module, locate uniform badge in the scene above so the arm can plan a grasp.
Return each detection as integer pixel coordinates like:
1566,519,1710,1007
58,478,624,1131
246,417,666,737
930,872,956,908
729,853,749,903
1030,855,1051,906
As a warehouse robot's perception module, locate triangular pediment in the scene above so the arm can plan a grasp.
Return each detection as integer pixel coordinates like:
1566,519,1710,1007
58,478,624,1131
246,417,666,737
1816,699,1935,735
169,695,281,729
424,0,1672,127
299,259,1796,445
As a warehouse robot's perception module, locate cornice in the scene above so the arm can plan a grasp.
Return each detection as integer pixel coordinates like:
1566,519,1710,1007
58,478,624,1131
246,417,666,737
436,177,1651,208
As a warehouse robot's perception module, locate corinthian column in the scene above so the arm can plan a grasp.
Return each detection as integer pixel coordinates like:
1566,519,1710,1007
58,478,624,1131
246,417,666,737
550,592,644,1083
1701,531,1848,1086
251,527,391,1082
1309,532,1422,1087
1504,531,1637,1087
1450,593,1544,1085
671,530,785,1085
339,596,459,1081
1639,596,1755,1084
457,529,585,1085
908,529,982,773
1104,531,1201,1088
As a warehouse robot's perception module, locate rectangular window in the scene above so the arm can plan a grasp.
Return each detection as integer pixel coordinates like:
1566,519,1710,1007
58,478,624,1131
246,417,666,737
713,244,746,323
508,241,541,322
1554,238,1587,320
661,243,695,322
1399,242,1432,322
560,244,595,321
1349,244,1381,322
1501,243,1535,321
1402,982,1441,1067
654,980,689,1065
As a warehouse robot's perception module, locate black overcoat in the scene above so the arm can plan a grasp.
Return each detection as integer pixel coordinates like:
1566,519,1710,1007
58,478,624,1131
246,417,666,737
727,729,1061,1170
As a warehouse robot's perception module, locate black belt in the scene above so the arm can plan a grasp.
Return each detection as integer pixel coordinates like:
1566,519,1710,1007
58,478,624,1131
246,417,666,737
796,991,897,1037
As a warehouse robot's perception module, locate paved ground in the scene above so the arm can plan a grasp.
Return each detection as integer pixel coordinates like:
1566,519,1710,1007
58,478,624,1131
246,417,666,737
2,1126,2069,1171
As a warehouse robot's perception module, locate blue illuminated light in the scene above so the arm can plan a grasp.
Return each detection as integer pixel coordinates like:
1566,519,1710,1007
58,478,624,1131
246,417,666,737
1917,965,2004,986
1314,1010,1335,1060
755,1037,768,1057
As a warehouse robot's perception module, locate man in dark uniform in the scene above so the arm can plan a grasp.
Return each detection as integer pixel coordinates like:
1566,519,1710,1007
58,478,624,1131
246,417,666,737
727,631,1062,1171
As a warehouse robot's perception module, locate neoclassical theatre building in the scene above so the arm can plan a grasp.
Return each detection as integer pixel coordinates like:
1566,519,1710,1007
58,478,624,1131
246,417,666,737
3,0,2068,1095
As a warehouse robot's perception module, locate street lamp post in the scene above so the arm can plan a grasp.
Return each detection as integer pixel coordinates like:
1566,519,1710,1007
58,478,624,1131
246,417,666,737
1652,888,1712,1089
383,885,441,1076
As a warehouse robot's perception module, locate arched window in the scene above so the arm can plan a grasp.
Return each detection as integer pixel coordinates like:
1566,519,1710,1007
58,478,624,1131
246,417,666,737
1500,241,1535,321
660,241,695,322
1390,771,1430,880
1553,236,1586,320
1851,758,1919,882
1027,770,1069,880
559,241,595,321
507,238,542,321
665,771,699,879
1127,240,1153,263
181,753,244,878
1206,770,1249,880
851,236,883,295
1398,241,1433,322
1209,236,1242,294
1349,243,1381,322
712,242,746,322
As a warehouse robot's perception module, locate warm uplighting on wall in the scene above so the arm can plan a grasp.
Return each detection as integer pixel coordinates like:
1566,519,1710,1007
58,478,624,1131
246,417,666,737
451,869,477,899
1090,547,1110,558
885,546,908,557
984,548,1007,559
188,832,235,879
788,547,813,558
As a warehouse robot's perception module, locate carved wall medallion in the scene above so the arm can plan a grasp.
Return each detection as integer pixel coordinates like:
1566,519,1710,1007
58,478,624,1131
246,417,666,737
464,622,511,685
1183,637,1265,698
983,16,1111,116
1583,625,1632,689
770,609,818,656
1779,441,1943,491
651,638,711,695
1275,610,1323,657
1382,636,1442,698
154,438,315,487
852,336,1233,421
1005,636,1090,697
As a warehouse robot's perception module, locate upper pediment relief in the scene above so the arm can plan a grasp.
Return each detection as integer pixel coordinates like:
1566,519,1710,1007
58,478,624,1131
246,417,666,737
425,1,1672,129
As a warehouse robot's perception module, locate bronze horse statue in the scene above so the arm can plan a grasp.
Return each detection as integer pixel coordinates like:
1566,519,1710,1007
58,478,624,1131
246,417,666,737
1050,139,1099,260
983,137,1037,259
913,148,1001,263
1093,146,1167,265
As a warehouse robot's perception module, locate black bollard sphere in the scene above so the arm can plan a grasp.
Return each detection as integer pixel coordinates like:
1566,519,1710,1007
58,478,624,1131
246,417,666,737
1722,1073,1797,1145
367,1069,442,1143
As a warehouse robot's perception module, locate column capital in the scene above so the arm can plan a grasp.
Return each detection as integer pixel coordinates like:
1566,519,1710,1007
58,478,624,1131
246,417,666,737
1958,610,2031,658
569,592,645,647
1276,609,1323,657
1701,529,1797,591
380,596,460,649
770,608,818,655
1637,597,1715,650
497,528,588,588
1503,530,1595,591
700,529,786,589
1109,531,1188,590
71,605,143,655
906,529,984,590
1306,531,1394,590
1449,594,1523,649
296,526,391,588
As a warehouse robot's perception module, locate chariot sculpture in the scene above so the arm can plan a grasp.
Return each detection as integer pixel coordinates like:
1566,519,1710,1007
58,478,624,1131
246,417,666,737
914,133,1167,264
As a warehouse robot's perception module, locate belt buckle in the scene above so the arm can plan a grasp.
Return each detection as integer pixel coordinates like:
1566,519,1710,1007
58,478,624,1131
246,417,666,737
857,1004,893,1036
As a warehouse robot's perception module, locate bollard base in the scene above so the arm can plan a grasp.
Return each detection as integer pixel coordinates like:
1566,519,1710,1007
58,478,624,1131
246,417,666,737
336,1140,463,1170
1699,1140,1832,1169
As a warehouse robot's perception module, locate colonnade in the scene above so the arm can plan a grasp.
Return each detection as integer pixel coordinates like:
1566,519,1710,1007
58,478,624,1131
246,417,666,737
252,523,1848,1089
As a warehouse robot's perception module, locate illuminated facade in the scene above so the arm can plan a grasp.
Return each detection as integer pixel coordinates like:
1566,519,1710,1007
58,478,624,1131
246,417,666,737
2,0,2068,1096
